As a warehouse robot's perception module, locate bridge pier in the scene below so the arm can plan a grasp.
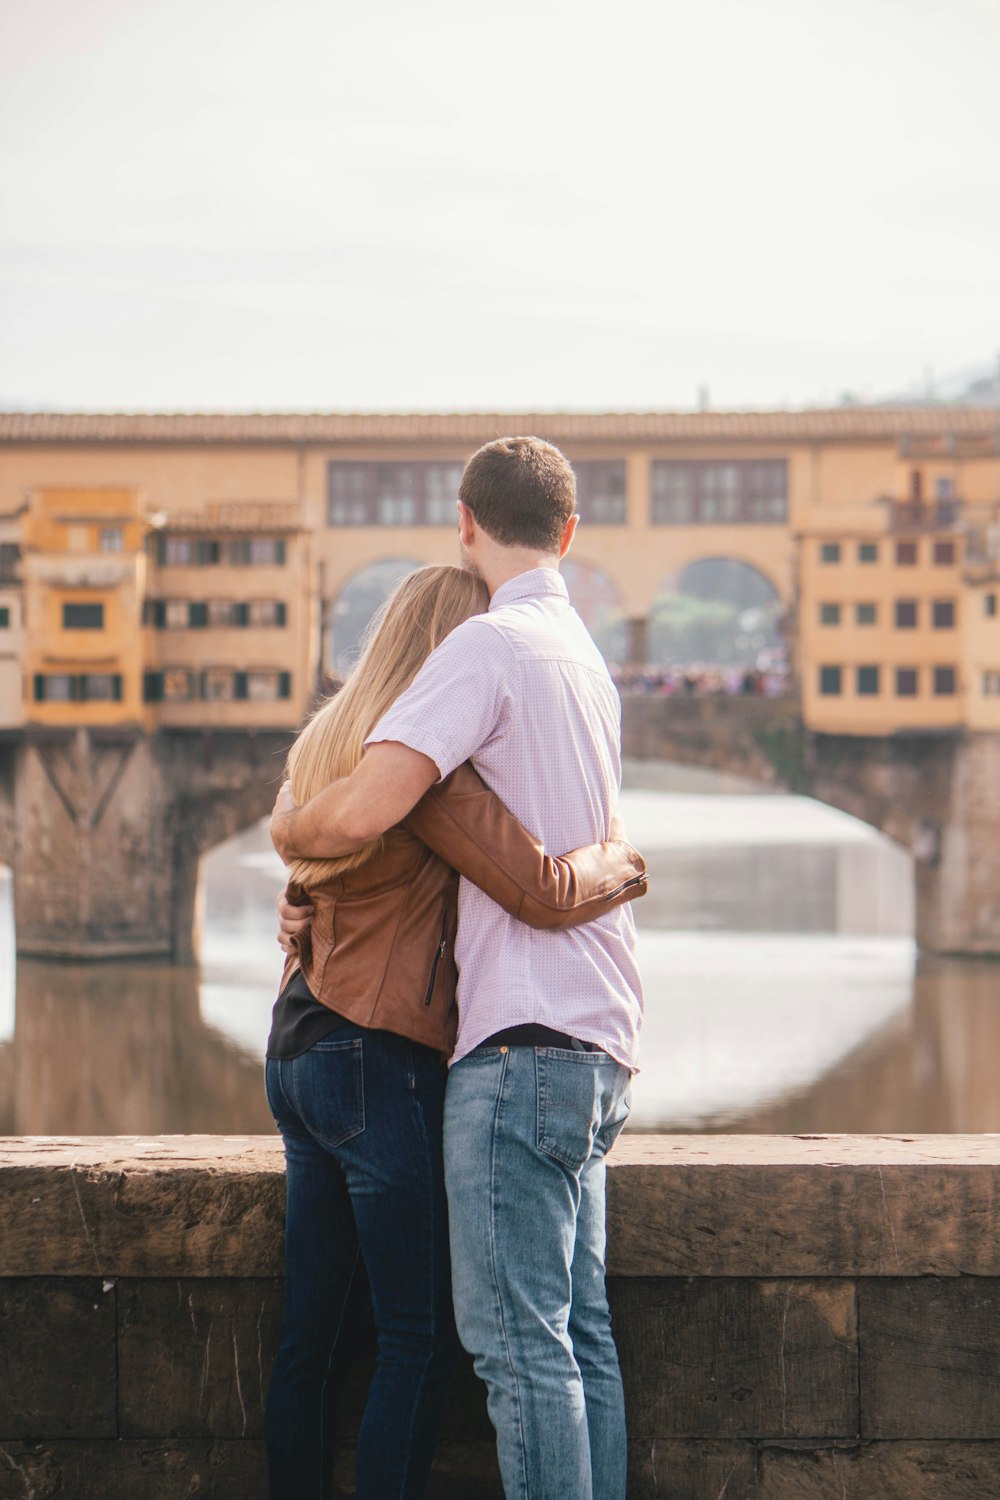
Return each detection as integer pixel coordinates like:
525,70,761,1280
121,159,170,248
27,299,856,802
806,728,1000,958
913,733,1000,955
624,614,650,668
0,728,293,961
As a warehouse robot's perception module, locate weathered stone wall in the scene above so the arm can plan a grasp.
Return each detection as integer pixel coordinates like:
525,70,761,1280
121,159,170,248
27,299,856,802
3,1135,1000,1498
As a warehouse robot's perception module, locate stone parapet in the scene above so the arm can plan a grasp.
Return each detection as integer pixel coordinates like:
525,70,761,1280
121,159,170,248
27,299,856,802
2,1135,1000,1498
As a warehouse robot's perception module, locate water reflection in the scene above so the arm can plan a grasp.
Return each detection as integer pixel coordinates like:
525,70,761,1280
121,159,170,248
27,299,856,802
2,770,998,1135
0,958,272,1136
630,932,914,1127
729,955,1000,1134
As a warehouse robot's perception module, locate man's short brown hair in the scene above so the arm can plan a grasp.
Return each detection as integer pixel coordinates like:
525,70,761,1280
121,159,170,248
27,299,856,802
459,436,576,551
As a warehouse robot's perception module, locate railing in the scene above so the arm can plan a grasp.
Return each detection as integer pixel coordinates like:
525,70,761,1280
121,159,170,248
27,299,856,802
882,497,962,531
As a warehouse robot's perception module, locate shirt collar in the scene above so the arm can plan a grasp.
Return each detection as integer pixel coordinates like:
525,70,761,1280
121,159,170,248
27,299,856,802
488,567,568,612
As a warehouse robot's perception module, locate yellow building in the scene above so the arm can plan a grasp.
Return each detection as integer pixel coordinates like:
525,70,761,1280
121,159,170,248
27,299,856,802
16,486,311,732
797,429,1000,733
0,409,997,739
142,501,312,729
22,487,150,729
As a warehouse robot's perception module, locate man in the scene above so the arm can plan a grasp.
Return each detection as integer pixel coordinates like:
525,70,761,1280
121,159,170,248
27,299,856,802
271,436,643,1500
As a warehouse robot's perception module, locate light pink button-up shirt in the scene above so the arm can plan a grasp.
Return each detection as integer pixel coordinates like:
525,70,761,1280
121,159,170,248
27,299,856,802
368,567,643,1069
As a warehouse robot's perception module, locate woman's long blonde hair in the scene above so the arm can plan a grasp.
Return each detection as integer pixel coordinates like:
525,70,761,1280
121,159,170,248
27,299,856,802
285,564,489,886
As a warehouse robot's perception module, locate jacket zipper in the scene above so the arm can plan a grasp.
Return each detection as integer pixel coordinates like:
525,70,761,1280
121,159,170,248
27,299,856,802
423,915,448,1006
601,873,646,902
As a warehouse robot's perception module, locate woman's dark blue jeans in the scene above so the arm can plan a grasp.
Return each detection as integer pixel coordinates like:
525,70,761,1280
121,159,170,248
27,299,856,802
265,1025,458,1500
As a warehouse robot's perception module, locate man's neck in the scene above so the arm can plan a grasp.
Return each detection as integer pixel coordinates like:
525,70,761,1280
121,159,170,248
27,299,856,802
479,549,560,599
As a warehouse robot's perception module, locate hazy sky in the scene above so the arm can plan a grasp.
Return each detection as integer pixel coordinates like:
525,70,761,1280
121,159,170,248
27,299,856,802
1,0,997,411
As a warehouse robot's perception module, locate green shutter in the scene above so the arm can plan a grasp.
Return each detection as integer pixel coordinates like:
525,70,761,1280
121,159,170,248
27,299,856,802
189,601,208,628
235,602,249,627
112,674,123,702
156,534,167,565
33,673,45,702
143,671,162,702
234,671,248,700
276,602,287,626
278,671,291,699
275,539,286,564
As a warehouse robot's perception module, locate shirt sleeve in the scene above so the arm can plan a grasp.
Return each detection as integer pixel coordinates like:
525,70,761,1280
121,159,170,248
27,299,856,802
365,616,511,780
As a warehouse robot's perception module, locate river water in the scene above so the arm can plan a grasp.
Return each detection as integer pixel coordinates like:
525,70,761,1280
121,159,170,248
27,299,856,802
2,762,998,1136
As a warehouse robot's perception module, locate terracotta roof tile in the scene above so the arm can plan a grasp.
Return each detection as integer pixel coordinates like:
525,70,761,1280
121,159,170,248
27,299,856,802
0,408,997,446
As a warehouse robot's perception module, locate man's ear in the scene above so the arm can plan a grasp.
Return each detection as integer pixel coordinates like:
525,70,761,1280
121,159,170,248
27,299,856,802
558,514,579,559
457,500,476,548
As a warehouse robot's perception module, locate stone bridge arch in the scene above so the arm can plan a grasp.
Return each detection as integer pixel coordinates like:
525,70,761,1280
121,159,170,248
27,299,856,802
561,559,626,661
621,694,1000,955
603,550,789,669
326,556,425,676
645,557,788,671
671,555,787,610
656,538,790,612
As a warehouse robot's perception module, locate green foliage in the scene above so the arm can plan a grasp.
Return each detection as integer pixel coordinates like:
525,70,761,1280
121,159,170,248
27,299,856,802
648,591,782,667
751,722,810,792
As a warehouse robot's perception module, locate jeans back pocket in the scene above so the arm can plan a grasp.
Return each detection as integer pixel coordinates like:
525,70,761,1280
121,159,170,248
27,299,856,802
294,1037,366,1148
535,1050,604,1172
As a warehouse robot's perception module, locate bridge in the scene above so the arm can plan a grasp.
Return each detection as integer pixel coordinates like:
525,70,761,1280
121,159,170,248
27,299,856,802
2,406,997,958
622,695,999,955
1,698,998,961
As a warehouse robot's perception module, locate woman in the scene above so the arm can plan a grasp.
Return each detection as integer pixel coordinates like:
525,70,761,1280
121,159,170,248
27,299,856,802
265,565,645,1500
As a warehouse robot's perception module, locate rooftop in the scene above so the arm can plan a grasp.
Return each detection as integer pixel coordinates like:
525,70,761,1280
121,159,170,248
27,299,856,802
1,407,999,446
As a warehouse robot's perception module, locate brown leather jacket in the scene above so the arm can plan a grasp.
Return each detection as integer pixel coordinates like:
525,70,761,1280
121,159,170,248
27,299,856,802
280,761,647,1054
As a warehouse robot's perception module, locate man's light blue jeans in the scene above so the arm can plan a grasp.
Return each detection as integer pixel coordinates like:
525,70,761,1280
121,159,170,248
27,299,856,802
443,1043,632,1500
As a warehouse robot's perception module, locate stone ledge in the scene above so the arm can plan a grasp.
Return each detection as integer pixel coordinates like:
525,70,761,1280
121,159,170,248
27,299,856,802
608,1133,1000,1277
2,1134,999,1278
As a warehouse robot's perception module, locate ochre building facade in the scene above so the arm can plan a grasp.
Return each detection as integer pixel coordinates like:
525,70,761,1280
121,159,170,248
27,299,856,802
0,408,997,738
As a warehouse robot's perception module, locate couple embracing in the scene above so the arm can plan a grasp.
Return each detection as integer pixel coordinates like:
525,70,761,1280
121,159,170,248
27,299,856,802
266,436,645,1500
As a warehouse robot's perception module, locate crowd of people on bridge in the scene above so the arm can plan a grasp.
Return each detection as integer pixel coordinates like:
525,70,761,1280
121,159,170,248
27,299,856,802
609,660,791,698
